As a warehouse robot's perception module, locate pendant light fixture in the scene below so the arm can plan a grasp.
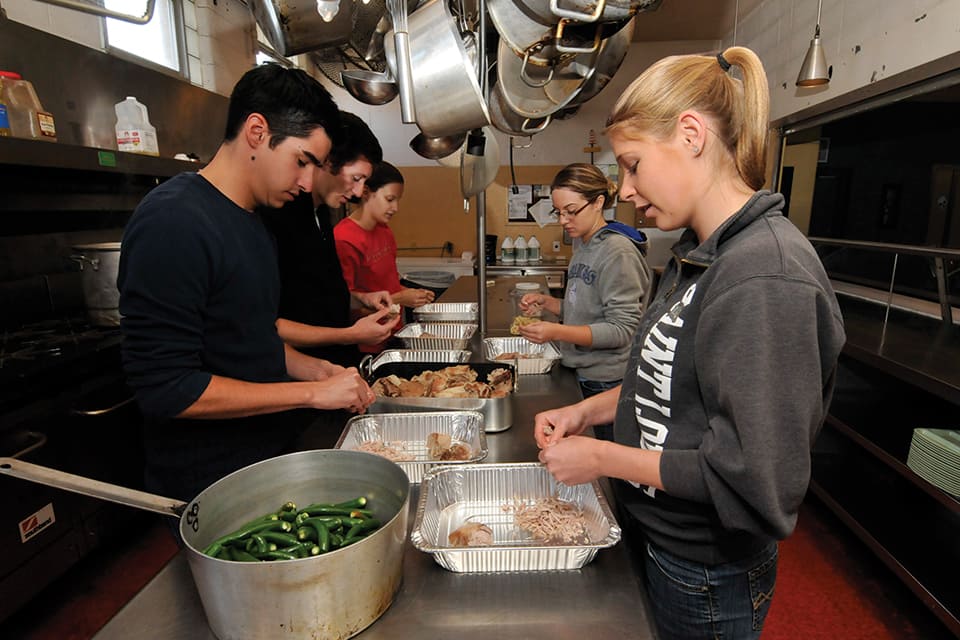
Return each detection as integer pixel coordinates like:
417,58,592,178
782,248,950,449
796,0,830,87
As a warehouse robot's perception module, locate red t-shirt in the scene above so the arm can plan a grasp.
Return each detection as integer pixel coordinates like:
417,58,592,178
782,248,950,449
333,218,402,294
334,217,403,353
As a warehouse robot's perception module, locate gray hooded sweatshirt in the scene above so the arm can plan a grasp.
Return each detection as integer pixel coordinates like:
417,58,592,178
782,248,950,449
559,224,650,382
612,191,846,565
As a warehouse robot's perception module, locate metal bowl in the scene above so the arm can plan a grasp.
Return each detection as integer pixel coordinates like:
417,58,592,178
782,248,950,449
341,69,399,105
410,132,467,160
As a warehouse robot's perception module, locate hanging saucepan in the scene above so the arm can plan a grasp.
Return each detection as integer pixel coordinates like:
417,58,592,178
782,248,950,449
383,0,489,138
496,35,598,120
461,127,501,198
513,0,660,27
551,17,635,107
0,450,409,640
489,83,552,137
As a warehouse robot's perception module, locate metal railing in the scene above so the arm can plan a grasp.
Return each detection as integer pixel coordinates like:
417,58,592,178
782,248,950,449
809,237,960,332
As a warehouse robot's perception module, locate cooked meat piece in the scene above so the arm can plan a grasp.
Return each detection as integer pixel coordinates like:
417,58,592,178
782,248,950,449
440,442,471,461
371,374,404,397
494,351,539,360
398,379,427,397
434,385,474,398
448,521,494,547
487,368,512,389
426,432,452,459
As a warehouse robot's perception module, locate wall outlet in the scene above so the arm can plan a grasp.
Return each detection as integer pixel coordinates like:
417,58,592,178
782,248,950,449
552,240,561,252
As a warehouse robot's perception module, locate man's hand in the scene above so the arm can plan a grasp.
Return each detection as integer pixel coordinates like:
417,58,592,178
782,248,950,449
352,307,401,345
353,290,392,311
309,368,375,413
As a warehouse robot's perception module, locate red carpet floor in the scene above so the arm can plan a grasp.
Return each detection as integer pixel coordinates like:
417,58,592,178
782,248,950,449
763,499,954,639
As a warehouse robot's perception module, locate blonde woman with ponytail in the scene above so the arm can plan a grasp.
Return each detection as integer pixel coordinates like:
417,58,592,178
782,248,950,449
516,162,650,441
533,48,845,639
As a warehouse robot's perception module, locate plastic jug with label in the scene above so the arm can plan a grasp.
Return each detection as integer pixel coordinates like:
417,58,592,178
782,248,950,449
500,236,515,265
115,96,159,156
527,235,541,262
515,235,528,264
0,71,57,141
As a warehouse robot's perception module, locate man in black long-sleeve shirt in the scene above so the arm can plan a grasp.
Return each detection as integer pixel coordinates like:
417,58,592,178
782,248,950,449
263,113,397,368
118,64,375,502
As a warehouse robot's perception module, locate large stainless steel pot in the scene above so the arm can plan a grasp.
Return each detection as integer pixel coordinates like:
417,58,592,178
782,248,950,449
0,450,409,640
514,0,659,26
384,0,489,137
70,242,121,327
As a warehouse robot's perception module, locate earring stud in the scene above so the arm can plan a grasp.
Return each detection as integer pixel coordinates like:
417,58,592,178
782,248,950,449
692,145,700,154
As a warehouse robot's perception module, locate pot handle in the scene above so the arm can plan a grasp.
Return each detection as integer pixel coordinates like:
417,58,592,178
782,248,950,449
554,20,602,54
521,115,552,134
69,254,101,271
393,32,417,123
0,456,187,519
359,354,375,381
549,0,606,23
520,49,554,88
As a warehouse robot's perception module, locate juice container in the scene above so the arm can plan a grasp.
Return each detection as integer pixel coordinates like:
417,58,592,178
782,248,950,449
0,71,56,141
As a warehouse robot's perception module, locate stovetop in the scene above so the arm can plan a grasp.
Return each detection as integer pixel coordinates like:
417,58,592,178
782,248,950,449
0,317,125,423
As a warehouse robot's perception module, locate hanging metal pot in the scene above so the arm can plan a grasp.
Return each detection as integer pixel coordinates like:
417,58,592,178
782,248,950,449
513,0,660,27
249,0,357,57
489,83,551,136
70,242,121,327
495,36,596,120
384,0,489,138
555,17,635,107
461,127,501,198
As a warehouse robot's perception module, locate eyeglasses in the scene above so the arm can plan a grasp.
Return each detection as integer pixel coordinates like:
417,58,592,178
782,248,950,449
550,198,595,219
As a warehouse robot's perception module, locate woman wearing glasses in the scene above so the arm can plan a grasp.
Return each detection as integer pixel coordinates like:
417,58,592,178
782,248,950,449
517,162,651,440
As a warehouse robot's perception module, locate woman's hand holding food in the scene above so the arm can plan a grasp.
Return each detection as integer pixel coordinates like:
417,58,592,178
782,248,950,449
534,403,588,448
538,435,605,485
310,368,375,413
520,293,561,316
395,287,435,308
352,307,401,345
518,320,556,344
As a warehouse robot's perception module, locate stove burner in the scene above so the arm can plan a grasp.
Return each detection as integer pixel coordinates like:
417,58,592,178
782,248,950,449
0,319,119,369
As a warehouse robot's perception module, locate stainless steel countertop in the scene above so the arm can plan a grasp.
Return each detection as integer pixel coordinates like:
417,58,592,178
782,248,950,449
93,277,656,640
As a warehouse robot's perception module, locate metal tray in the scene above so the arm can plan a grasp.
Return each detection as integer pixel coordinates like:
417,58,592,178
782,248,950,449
395,323,477,350
361,349,471,379
335,411,487,484
483,337,561,375
366,361,515,433
411,463,621,572
413,302,479,323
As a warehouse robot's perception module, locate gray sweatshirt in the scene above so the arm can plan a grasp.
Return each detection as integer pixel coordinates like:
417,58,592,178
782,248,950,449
612,191,846,565
559,225,650,382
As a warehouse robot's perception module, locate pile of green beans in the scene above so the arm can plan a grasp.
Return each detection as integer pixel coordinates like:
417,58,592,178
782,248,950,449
201,497,381,562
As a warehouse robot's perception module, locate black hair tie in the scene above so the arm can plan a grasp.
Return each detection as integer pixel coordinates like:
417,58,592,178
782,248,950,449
717,52,732,72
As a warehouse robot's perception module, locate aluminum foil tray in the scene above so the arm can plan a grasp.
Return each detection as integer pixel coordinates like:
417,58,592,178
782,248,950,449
413,302,479,323
483,337,561,375
395,322,477,350
411,463,620,572
366,361,515,433
335,411,487,484
361,349,471,379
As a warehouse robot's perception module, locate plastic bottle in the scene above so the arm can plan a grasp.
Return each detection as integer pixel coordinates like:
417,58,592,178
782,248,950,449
500,236,515,265
515,235,528,265
0,78,10,137
527,235,541,262
115,96,159,156
0,71,56,141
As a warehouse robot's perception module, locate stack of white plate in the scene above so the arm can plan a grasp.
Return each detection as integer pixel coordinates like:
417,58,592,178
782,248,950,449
906,428,960,497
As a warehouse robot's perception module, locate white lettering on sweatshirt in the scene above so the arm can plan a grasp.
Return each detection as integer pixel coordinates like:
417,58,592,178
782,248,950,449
631,283,697,495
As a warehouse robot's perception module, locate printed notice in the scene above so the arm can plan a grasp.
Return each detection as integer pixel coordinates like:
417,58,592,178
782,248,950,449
20,503,56,543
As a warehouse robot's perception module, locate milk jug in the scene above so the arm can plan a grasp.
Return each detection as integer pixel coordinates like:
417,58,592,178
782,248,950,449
515,235,528,264
500,236,515,265
115,97,159,156
527,235,541,262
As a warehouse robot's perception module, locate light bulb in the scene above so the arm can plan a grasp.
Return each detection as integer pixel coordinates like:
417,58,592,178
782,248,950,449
316,0,340,22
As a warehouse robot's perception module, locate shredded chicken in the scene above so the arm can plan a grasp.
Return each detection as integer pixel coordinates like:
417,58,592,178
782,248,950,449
504,497,589,544
372,365,512,399
510,315,540,335
356,440,415,462
495,351,540,360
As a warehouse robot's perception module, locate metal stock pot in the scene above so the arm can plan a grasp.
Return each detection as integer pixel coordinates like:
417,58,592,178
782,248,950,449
0,450,410,640
70,242,121,327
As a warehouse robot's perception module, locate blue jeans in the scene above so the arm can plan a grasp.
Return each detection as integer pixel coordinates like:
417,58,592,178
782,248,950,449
643,541,778,640
578,378,620,441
